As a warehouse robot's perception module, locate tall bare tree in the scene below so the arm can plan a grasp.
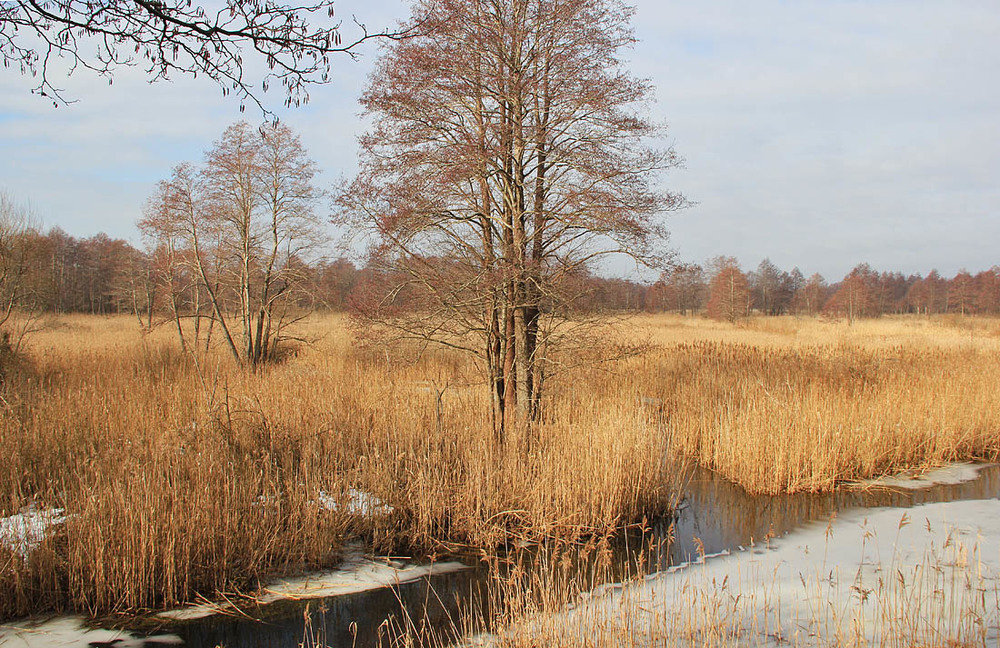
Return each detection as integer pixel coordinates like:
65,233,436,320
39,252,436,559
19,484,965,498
652,263,706,314
749,258,784,315
824,263,880,322
947,269,975,316
974,267,1000,314
706,257,749,322
141,121,323,366
790,272,828,316
339,0,685,437
906,270,948,315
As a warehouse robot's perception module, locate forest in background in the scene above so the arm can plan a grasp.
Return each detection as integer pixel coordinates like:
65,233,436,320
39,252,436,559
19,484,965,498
1,222,997,322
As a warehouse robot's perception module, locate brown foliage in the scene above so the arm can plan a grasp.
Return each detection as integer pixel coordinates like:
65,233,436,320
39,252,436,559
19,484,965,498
338,0,685,434
140,121,324,366
823,263,880,321
706,259,749,322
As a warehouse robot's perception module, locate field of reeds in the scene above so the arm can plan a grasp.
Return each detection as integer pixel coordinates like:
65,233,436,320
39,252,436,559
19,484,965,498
0,313,671,619
1,312,999,620
466,500,1000,648
626,314,1000,494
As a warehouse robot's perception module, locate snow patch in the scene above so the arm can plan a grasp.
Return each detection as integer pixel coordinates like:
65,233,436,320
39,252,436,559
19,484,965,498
0,616,181,648
492,499,1000,646
158,544,466,621
854,462,986,490
0,505,67,558
317,488,394,516
252,488,395,516
257,549,466,604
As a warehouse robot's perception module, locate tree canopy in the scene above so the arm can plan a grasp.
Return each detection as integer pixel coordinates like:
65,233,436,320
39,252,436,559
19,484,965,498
1,0,403,111
340,0,686,435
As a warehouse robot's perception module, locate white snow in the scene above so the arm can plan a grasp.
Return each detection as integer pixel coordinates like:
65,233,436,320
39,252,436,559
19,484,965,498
492,499,1000,647
256,548,466,604
852,462,987,490
158,544,466,621
0,505,67,558
0,549,466,646
252,488,395,515
0,616,182,648
316,488,394,516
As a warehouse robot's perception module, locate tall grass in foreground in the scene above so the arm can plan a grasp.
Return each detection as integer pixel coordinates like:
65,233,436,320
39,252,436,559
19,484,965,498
461,515,999,648
2,313,999,618
0,315,672,618
654,342,1000,494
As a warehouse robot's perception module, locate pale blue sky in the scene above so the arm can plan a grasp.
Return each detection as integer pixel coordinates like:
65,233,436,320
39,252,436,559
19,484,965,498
1,0,998,280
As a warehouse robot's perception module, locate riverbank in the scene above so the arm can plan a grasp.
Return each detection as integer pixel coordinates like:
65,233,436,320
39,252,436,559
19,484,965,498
3,463,996,647
0,549,468,648
2,313,998,620
487,496,1000,647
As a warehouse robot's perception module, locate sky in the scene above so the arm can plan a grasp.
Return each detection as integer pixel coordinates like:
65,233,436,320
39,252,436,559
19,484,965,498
1,0,998,281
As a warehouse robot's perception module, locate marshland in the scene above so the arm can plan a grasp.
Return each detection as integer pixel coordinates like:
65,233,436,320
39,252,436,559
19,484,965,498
2,312,999,646
3,0,1000,646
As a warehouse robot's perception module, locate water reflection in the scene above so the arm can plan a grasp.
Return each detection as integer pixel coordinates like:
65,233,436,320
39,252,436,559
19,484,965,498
131,464,999,647
132,569,485,648
657,462,1000,570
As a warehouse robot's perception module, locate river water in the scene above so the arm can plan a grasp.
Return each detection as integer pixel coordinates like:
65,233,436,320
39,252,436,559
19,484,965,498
86,463,1000,647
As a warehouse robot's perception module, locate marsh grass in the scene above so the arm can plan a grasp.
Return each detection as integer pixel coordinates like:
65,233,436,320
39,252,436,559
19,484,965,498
1,313,998,618
631,317,1000,494
0,314,673,618
470,513,1000,648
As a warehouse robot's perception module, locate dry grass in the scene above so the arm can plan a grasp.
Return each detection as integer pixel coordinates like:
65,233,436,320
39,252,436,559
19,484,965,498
474,516,1000,648
0,313,673,619
1,312,998,619
618,314,1000,494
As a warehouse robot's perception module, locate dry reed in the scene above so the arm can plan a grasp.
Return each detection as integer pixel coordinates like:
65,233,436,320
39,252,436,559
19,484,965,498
620,315,1000,494
472,510,1000,648
1,312,998,619
0,313,672,618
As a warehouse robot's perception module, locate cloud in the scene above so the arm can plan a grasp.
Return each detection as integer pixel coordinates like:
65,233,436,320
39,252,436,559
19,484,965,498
0,2,397,240
632,0,1000,278
1,0,997,279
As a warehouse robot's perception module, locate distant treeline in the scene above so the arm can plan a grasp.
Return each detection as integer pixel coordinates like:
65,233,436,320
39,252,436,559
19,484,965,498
632,257,1000,320
2,228,364,316
4,229,998,321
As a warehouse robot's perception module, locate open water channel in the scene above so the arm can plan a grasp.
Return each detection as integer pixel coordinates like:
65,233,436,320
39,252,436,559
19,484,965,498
15,464,1000,647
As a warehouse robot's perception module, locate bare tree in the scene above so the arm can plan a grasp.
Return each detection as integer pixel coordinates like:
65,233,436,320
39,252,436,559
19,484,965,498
974,267,1000,314
0,192,46,352
749,258,784,315
339,0,685,437
1,0,411,112
652,263,706,314
947,269,975,316
706,257,749,322
906,269,948,315
824,263,880,322
782,267,804,313
141,163,207,352
122,246,157,332
790,272,828,316
140,121,323,366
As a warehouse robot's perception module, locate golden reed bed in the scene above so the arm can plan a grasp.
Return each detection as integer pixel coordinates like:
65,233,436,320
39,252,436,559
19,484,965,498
1,313,997,617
